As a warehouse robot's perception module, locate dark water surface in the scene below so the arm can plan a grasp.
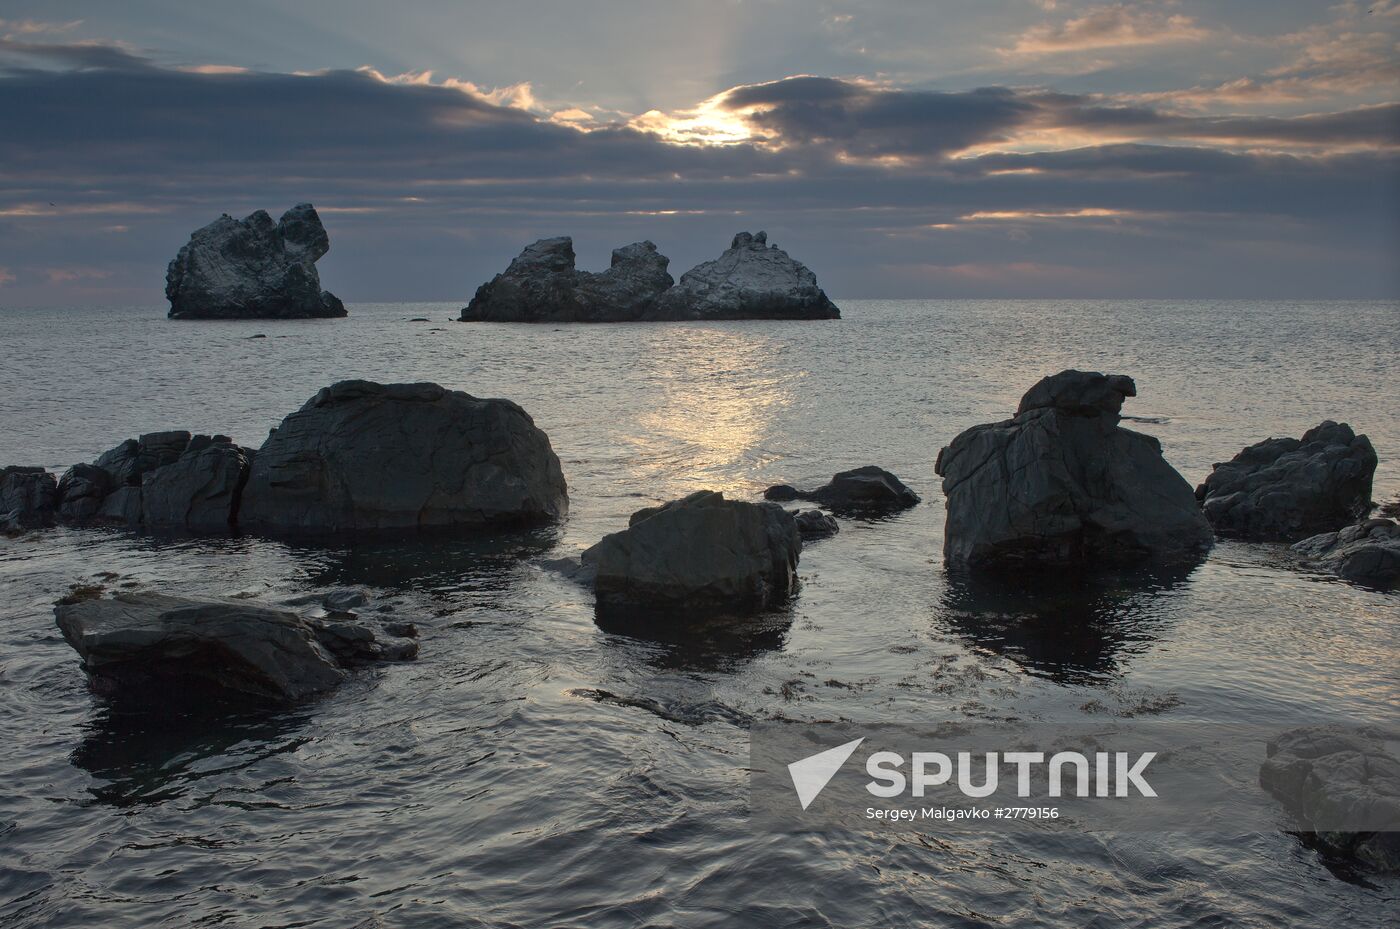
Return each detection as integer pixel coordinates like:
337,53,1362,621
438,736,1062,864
1,300,1398,927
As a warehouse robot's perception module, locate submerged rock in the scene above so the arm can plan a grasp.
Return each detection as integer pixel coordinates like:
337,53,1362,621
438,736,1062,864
1260,725,1400,872
935,370,1212,570
239,380,568,535
582,490,801,615
652,231,840,320
764,465,919,515
792,509,840,541
1292,518,1400,588
460,237,673,322
166,203,346,320
1197,422,1377,540
55,590,417,705
0,466,57,533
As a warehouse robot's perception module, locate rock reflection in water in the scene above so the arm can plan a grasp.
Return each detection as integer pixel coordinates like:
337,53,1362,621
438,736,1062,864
291,526,561,591
593,604,794,672
71,705,310,807
938,563,1200,683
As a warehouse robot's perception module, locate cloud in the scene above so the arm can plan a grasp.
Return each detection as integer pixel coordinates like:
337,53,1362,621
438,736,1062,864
0,18,82,38
0,42,1394,302
1011,4,1210,54
0,267,14,285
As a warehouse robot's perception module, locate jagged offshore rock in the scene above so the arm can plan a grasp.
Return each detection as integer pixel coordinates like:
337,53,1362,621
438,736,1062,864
582,490,802,615
652,231,840,320
935,370,1213,570
460,237,674,322
166,203,346,319
239,380,568,534
1196,421,1377,540
55,590,417,705
792,509,840,541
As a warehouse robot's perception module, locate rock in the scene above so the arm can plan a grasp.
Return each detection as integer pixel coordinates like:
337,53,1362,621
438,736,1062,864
94,439,141,486
166,203,346,320
94,486,143,526
56,464,113,523
239,380,568,534
54,591,417,705
135,430,193,477
582,490,801,615
322,588,368,612
461,237,673,322
305,617,419,663
1292,518,1400,587
793,509,839,541
651,231,840,320
0,466,57,532
765,465,919,515
1197,421,1377,540
141,439,254,531
1260,725,1400,872
934,370,1213,570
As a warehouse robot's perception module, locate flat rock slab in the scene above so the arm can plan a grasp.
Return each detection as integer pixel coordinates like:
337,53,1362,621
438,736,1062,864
56,590,418,706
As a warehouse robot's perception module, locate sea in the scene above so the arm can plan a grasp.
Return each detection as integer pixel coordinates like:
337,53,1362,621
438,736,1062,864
1,299,1397,927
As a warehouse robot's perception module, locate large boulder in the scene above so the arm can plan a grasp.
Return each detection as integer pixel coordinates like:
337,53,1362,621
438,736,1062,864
239,380,567,535
582,490,801,615
141,438,254,531
1260,726,1400,872
934,370,1213,570
1196,422,1377,540
1292,518,1400,588
56,464,113,523
0,466,57,532
764,465,919,515
166,203,346,320
55,590,417,705
460,237,674,322
651,231,840,320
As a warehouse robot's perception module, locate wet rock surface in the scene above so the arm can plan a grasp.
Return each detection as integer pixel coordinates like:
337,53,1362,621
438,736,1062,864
935,370,1213,570
1292,518,1400,587
239,380,568,535
793,509,840,541
1197,421,1377,540
582,490,801,616
166,203,345,320
1260,725,1400,872
55,590,418,706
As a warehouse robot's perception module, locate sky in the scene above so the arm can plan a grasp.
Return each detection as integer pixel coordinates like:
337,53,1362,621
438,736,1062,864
0,0,1397,304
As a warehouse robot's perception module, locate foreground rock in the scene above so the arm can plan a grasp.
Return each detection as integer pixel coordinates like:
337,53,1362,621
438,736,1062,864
1260,725,1400,872
1196,421,1376,540
239,380,567,534
1292,518,1400,588
653,231,839,320
166,202,345,320
0,466,57,532
935,370,1213,570
56,591,418,705
765,466,919,515
582,491,801,615
461,237,673,322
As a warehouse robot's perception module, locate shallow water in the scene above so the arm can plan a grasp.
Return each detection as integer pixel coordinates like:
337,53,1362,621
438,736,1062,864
1,300,1398,927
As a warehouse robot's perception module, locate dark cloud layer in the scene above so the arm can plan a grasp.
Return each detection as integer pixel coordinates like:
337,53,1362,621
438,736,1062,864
0,46,1396,303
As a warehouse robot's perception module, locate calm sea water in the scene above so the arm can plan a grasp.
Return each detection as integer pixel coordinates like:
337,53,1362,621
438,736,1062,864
1,300,1397,928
